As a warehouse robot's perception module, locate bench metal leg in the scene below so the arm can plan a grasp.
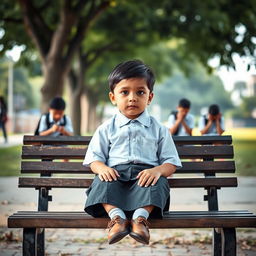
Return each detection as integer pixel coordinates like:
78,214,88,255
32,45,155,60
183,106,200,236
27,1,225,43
37,228,45,256
221,228,236,256
23,228,37,256
212,228,222,256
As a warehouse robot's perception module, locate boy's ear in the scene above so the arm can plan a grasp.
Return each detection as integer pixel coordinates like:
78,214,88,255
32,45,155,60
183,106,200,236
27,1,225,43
109,92,116,105
148,92,154,105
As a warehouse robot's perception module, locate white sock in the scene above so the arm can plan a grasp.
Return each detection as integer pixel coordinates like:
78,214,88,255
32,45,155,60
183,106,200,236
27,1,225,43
132,208,149,220
108,208,126,220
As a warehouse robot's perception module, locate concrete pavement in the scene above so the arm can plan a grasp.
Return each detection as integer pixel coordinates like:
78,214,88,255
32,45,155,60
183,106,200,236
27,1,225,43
0,134,24,148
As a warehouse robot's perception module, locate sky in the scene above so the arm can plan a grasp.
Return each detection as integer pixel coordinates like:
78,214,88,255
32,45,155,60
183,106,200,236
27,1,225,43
210,54,256,92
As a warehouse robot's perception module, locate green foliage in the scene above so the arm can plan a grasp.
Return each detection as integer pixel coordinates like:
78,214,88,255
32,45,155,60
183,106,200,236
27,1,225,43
231,96,256,118
1,0,256,69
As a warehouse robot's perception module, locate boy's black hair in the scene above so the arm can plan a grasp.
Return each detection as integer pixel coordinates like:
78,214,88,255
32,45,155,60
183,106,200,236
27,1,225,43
108,60,155,92
209,104,220,116
178,98,191,109
49,97,66,110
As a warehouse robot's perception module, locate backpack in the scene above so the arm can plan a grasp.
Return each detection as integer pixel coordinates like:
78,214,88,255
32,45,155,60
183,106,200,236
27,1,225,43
171,111,180,136
34,113,66,135
203,115,209,125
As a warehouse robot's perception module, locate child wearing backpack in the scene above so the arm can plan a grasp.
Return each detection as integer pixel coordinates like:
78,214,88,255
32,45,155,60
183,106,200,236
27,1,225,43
36,97,73,136
167,98,194,136
199,104,224,135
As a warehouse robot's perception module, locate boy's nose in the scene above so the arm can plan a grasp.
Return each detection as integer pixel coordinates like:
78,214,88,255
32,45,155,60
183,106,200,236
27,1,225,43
128,93,137,101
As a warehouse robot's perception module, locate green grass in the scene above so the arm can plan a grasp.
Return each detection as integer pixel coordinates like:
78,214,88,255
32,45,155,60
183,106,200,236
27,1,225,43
0,145,21,176
0,139,256,176
233,139,256,176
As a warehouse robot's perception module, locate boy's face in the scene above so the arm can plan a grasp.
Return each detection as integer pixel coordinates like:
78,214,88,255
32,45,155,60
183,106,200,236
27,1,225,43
177,107,190,117
109,78,153,119
49,109,64,122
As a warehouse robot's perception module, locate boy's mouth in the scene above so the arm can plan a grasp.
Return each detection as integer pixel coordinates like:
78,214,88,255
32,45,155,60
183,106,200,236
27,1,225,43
127,105,138,109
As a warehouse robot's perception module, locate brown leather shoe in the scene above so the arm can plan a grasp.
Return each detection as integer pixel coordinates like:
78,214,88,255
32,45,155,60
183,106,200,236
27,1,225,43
107,216,130,244
130,217,150,244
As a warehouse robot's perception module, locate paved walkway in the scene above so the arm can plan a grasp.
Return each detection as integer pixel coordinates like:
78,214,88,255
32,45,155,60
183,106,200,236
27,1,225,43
0,134,24,148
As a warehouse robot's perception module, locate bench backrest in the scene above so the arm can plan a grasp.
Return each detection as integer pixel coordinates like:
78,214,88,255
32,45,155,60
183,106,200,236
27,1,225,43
20,135,237,211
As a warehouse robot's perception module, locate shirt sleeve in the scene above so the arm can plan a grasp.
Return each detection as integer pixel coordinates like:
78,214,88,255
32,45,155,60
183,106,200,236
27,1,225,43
188,114,195,129
38,115,48,133
83,125,110,166
198,116,205,131
65,116,74,133
157,126,182,168
220,117,225,131
166,114,175,128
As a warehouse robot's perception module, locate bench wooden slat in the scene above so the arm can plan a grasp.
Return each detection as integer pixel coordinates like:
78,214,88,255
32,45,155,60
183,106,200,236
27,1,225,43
21,145,234,159
21,161,236,174
18,177,237,188
24,135,92,145
13,210,253,218
8,212,256,229
23,135,232,145
172,135,232,145
21,162,91,174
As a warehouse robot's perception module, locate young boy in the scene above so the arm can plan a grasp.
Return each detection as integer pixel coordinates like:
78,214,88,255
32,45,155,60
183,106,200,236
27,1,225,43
199,104,225,135
38,97,73,136
83,60,181,245
167,98,194,136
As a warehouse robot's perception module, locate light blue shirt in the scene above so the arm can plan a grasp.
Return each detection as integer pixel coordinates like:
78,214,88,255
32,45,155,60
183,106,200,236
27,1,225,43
83,110,182,168
38,113,74,137
198,115,225,135
166,113,194,136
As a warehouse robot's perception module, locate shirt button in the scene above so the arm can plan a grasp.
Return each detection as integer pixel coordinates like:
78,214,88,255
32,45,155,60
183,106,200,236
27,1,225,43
133,138,136,142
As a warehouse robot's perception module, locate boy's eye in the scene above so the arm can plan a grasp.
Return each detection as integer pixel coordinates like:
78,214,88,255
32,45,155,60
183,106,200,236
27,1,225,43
137,91,145,95
121,90,128,95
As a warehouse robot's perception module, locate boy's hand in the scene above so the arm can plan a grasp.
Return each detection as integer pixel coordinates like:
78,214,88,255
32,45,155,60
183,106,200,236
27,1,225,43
177,111,186,121
58,126,65,133
208,114,215,122
51,124,59,132
216,113,222,121
137,168,161,187
98,168,120,182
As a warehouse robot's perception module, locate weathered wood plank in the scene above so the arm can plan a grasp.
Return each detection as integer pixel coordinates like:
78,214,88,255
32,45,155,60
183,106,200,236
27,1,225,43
18,177,237,188
23,135,232,145
172,135,232,145
8,212,256,229
21,161,235,174
21,145,234,159
24,136,91,145
13,210,252,217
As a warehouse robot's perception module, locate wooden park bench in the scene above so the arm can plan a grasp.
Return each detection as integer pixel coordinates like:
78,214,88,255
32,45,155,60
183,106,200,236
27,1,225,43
8,135,256,256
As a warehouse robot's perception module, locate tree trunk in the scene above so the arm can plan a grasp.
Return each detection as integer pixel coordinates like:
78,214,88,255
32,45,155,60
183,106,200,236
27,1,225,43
40,60,68,112
87,98,99,133
81,92,90,134
70,89,82,135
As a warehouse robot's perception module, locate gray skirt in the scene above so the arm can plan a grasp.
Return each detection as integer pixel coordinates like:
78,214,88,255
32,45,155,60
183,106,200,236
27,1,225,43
84,163,170,218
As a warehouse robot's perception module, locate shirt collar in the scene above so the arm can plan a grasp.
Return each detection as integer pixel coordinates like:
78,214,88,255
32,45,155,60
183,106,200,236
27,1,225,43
116,109,151,128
